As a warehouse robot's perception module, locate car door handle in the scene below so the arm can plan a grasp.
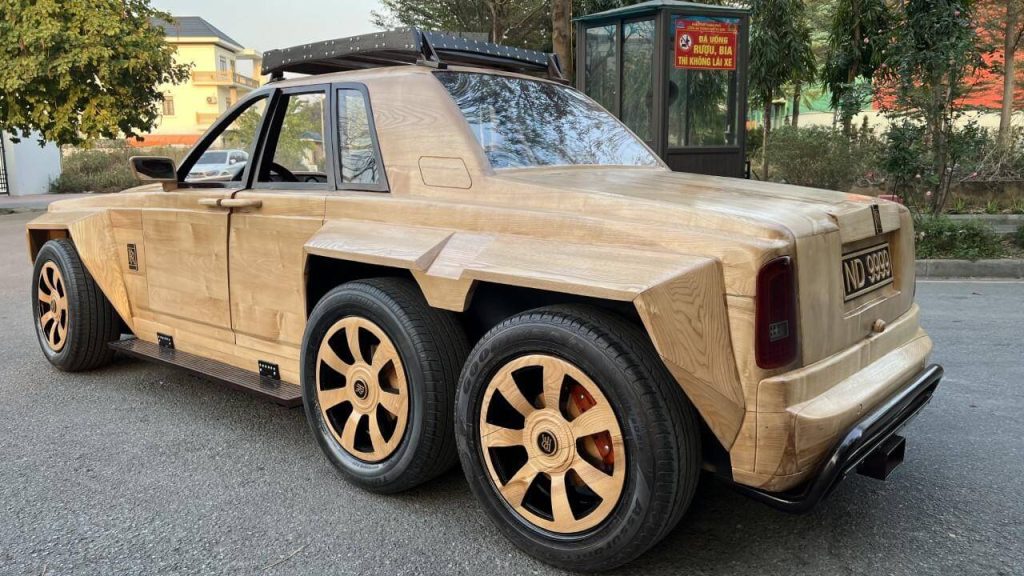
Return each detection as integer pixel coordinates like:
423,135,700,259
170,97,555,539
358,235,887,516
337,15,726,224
197,198,263,209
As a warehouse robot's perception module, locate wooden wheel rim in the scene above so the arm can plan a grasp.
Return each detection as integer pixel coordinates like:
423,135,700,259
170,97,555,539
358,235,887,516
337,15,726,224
37,261,69,353
316,316,409,463
479,354,626,534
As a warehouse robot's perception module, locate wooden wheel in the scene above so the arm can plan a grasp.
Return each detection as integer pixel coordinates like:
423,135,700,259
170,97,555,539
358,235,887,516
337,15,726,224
37,261,69,353
316,316,409,463
479,354,626,534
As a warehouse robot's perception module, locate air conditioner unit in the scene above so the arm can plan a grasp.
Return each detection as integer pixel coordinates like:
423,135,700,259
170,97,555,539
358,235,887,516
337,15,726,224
206,96,217,105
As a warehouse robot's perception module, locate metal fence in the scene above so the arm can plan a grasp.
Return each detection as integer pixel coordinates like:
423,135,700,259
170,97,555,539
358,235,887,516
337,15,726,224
0,136,8,195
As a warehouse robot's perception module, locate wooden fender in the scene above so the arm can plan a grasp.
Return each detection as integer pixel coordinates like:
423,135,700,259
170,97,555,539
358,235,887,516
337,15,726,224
26,210,135,333
305,219,745,447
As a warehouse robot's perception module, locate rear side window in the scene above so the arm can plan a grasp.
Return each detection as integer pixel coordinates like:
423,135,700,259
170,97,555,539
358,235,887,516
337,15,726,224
435,71,659,170
337,89,381,185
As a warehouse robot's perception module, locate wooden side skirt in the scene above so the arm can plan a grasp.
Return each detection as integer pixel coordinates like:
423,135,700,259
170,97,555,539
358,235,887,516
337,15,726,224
109,338,302,407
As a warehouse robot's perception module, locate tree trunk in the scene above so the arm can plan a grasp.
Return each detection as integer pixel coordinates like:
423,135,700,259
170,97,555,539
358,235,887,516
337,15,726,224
792,82,802,128
552,0,572,76
999,2,1019,148
762,100,772,180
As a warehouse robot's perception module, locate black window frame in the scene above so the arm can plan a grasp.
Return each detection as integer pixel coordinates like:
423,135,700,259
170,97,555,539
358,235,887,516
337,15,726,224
251,84,335,191
177,89,272,187
330,82,389,193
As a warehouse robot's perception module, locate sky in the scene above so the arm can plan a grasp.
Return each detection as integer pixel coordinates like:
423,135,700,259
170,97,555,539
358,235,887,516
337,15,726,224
151,0,386,53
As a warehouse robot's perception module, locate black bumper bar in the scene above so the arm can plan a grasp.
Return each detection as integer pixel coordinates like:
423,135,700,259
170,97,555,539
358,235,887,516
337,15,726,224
728,364,943,514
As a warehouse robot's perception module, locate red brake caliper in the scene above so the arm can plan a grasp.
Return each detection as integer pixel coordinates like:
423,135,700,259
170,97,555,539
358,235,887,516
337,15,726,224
569,383,614,470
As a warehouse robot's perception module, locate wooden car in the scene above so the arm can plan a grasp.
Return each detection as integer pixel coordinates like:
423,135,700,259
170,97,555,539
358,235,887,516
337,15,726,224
26,30,941,572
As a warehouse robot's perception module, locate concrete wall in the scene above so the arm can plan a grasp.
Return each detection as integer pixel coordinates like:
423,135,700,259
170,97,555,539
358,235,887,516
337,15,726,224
1,132,62,197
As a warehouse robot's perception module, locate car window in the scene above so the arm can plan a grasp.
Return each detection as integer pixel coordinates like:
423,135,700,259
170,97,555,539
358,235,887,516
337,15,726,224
258,92,328,185
435,71,659,170
337,89,381,186
184,96,267,183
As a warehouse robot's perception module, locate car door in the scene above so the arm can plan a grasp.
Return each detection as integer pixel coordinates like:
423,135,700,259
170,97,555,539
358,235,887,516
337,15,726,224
132,94,270,345
227,85,331,380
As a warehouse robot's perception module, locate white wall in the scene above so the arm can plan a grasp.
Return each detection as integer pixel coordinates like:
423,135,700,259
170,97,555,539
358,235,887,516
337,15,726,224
1,132,62,196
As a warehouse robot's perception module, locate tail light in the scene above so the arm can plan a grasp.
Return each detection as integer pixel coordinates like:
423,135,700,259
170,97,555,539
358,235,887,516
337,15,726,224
755,257,798,369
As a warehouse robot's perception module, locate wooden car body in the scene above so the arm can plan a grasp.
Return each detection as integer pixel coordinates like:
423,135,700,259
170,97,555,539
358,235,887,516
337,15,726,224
26,65,932,492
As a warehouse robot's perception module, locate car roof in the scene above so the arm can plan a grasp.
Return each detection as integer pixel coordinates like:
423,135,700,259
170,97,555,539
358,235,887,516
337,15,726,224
264,64,568,91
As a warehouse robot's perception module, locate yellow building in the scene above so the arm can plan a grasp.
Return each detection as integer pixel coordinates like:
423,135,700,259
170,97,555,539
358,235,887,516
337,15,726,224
136,17,263,147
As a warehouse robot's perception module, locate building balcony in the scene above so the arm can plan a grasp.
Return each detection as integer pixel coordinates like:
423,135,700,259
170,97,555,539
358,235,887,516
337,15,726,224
195,112,221,127
191,70,260,89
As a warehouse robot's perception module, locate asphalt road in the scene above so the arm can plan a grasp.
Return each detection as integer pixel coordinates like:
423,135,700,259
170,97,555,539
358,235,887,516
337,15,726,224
1,211,1022,576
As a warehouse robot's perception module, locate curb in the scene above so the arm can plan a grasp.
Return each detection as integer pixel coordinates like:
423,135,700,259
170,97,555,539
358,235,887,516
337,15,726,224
916,259,1024,279
0,207,48,215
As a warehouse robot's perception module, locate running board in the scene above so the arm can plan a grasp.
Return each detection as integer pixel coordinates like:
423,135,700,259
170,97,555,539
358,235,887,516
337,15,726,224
109,338,302,407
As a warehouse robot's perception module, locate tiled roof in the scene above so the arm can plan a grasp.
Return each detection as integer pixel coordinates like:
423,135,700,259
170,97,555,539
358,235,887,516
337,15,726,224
153,16,243,49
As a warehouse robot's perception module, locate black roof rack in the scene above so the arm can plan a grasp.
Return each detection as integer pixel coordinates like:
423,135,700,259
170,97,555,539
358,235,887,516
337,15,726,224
262,28,565,82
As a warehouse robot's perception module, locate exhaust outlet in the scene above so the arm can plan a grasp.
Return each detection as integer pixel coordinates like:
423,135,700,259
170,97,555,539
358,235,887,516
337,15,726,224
857,435,906,481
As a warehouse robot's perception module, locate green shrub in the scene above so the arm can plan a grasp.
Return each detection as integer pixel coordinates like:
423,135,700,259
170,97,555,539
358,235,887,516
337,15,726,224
1015,224,1024,249
50,143,190,194
915,216,1004,261
50,148,136,194
765,126,879,191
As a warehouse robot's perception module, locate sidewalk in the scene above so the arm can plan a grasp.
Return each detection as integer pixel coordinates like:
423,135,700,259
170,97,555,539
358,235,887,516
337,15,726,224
0,193,101,213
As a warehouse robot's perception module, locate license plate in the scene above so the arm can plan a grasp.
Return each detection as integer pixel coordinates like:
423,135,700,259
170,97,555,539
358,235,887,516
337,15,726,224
841,244,893,301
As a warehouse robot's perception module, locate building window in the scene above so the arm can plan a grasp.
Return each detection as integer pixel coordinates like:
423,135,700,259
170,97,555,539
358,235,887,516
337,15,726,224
218,56,229,71
161,95,175,117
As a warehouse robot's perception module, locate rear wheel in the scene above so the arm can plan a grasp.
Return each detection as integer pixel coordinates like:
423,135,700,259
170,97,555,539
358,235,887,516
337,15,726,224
455,305,701,571
31,239,120,371
301,278,469,493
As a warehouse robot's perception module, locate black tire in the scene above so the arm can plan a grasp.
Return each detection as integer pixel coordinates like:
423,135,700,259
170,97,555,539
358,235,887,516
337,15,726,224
31,239,121,371
455,305,701,571
301,277,469,493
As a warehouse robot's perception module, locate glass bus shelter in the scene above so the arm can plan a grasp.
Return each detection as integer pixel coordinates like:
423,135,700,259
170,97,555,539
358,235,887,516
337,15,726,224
575,0,750,177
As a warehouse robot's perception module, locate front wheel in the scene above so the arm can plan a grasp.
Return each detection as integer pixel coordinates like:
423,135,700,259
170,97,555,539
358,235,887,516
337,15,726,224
31,239,121,371
455,305,702,571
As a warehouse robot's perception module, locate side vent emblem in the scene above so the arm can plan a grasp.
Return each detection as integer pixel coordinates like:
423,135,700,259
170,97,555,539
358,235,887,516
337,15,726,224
127,243,139,271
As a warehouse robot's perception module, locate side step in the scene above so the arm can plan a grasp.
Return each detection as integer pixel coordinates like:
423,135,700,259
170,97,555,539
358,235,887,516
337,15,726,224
109,338,302,407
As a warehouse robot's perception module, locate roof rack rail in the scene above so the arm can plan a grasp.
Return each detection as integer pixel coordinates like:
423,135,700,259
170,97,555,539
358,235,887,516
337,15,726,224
262,28,565,82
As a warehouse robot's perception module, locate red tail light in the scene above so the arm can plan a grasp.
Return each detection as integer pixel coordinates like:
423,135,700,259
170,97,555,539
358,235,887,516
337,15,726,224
755,257,798,369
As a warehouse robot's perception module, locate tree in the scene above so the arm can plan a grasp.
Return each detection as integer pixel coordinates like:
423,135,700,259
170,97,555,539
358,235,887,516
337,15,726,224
821,0,890,133
748,0,817,179
0,0,190,146
876,0,985,215
372,0,551,48
552,0,573,74
998,2,1024,147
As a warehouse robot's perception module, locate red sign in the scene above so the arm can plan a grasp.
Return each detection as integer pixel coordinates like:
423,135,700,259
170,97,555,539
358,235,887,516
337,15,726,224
674,18,738,71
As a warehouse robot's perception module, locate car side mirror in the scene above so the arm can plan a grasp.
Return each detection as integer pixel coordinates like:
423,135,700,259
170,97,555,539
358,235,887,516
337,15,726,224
229,158,238,165
129,156,178,190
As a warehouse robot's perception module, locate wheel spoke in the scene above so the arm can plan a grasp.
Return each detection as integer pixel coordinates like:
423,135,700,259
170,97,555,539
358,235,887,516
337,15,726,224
570,404,615,439
498,462,538,508
541,358,564,412
346,326,363,364
38,288,49,303
377,390,404,417
41,266,55,293
368,414,386,456
495,373,535,418
48,321,59,347
480,423,524,448
339,411,362,453
370,339,398,370
318,386,351,411
319,340,351,377
39,311,54,327
549,472,574,526
572,455,618,501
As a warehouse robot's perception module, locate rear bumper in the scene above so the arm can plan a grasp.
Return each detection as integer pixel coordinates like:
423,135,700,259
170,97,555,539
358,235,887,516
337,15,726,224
728,364,942,513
